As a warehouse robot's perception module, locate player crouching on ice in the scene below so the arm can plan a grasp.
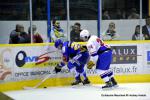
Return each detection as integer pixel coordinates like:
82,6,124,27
80,30,118,89
54,39,90,85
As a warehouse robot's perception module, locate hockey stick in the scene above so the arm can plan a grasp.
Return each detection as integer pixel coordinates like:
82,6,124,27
23,45,60,90
23,73,56,90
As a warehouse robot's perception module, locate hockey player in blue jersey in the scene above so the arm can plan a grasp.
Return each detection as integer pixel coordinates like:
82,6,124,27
54,39,90,85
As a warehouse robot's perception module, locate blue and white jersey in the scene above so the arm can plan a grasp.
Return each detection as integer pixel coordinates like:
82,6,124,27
86,35,111,63
86,35,110,56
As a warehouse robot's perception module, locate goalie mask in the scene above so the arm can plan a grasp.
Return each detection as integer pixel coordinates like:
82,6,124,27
54,39,63,50
80,29,90,42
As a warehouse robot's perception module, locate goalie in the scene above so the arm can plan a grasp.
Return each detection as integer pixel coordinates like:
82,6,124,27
54,39,90,85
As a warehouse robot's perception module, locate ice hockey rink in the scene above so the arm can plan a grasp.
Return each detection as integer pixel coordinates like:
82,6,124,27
3,83,150,100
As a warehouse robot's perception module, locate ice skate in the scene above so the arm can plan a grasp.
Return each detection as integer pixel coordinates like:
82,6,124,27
71,79,82,86
82,78,90,85
102,81,112,90
110,77,118,88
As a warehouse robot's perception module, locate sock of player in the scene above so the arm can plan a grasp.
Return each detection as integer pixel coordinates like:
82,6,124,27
80,71,88,80
100,73,110,83
75,72,81,81
69,67,80,81
97,70,110,83
107,69,114,78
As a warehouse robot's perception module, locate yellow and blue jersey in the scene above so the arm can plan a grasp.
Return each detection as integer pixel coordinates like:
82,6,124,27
62,41,80,62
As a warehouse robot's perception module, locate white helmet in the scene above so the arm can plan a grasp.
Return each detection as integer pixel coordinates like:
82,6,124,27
80,29,90,41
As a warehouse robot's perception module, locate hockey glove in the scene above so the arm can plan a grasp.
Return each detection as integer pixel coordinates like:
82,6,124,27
54,64,62,73
87,61,95,69
71,42,81,50
80,45,88,52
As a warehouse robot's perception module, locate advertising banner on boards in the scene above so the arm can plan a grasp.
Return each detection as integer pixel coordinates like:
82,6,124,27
0,43,150,83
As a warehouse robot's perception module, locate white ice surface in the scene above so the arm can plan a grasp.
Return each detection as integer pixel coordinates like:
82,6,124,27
4,83,150,100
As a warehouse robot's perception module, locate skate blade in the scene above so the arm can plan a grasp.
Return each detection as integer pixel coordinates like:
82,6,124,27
101,87,113,90
82,83,91,86
112,85,119,89
102,85,119,90
71,83,83,88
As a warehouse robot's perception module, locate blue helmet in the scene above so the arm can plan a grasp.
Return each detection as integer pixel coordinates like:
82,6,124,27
54,39,63,48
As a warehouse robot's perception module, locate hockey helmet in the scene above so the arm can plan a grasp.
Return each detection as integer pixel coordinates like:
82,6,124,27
80,29,90,41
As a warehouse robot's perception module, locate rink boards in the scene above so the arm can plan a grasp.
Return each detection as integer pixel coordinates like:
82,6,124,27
0,40,150,91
